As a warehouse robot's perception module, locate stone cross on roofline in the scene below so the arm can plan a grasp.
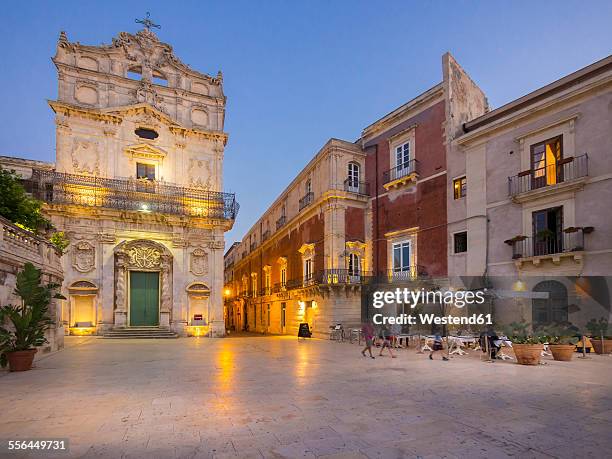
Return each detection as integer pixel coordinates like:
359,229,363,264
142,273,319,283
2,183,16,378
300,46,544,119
135,12,161,32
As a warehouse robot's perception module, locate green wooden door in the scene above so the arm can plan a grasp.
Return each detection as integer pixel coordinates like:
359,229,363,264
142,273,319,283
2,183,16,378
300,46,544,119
129,271,159,326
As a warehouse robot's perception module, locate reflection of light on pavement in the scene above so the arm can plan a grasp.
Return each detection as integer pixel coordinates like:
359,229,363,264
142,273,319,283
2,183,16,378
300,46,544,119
215,347,234,393
294,340,312,386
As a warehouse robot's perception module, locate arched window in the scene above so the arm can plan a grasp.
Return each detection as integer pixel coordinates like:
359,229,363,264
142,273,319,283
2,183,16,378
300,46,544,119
347,162,360,191
532,280,568,326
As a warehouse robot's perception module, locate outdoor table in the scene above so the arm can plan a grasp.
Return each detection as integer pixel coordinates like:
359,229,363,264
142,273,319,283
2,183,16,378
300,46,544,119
395,334,412,348
447,336,475,355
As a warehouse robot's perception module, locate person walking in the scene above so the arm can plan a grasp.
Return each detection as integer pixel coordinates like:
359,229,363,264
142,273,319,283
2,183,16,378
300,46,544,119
379,325,396,358
361,322,375,359
429,332,448,361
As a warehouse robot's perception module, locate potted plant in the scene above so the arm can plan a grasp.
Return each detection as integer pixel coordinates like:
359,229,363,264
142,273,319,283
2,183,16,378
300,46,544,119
540,323,579,361
505,321,545,365
504,235,527,259
586,318,612,355
0,263,65,372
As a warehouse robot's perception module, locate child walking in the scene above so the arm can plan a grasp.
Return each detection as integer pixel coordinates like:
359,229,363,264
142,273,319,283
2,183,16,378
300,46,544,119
379,325,396,358
361,322,375,359
429,332,448,361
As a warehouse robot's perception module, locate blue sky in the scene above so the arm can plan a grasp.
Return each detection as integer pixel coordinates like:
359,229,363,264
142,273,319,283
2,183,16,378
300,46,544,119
1,1,611,244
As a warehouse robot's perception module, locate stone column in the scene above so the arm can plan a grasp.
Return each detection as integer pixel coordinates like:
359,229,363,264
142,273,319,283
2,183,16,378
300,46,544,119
160,255,172,328
114,254,127,327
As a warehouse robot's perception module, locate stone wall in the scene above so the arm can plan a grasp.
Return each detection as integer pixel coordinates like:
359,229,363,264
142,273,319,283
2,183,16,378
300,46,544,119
0,216,64,355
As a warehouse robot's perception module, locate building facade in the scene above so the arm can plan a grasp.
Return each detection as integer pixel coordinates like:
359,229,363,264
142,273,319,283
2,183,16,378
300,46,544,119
448,55,612,329
225,139,369,337
225,54,489,336
2,27,238,337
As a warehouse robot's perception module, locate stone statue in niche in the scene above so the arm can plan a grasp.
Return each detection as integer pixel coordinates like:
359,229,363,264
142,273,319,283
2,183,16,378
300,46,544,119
72,241,95,273
71,139,100,175
188,158,212,189
190,248,208,276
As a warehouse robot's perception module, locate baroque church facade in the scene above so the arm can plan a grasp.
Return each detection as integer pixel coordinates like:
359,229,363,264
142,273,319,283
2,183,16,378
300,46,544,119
3,26,237,337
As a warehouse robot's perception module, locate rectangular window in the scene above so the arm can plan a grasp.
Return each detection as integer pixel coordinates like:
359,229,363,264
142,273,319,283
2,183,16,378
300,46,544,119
531,136,562,189
251,276,257,298
454,232,468,254
136,163,155,180
392,241,411,272
347,253,360,275
395,142,410,169
267,304,271,326
453,177,467,199
281,302,286,328
264,272,271,293
304,259,313,280
281,267,286,287
532,206,563,255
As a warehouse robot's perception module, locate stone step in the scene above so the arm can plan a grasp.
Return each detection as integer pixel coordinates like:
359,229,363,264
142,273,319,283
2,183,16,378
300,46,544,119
103,327,179,339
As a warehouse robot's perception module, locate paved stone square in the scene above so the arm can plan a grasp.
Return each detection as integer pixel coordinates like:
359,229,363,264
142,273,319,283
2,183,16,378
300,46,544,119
0,336,611,459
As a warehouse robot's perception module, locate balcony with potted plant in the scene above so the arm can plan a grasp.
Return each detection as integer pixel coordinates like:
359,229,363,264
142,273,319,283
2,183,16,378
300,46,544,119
504,226,593,269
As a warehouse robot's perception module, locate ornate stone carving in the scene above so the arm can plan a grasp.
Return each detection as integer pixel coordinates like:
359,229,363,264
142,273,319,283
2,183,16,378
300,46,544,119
72,241,95,273
188,158,212,189
127,245,161,269
134,80,165,112
190,248,208,276
71,139,100,175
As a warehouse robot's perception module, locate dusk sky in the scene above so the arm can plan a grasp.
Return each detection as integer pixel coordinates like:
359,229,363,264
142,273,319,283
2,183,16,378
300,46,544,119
1,1,611,245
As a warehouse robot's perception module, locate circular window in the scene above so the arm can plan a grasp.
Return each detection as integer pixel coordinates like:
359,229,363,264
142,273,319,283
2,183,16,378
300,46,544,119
135,128,159,140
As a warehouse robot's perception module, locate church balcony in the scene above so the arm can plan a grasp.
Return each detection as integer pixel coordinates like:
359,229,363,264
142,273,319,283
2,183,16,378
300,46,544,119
30,169,239,221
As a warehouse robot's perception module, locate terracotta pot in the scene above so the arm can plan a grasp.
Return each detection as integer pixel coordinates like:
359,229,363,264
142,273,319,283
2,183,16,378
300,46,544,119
591,339,612,355
549,344,575,361
6,349,37,372
512,344,542,365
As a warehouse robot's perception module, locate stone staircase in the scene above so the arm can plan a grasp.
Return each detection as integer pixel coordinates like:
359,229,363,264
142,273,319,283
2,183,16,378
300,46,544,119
103,327,179,339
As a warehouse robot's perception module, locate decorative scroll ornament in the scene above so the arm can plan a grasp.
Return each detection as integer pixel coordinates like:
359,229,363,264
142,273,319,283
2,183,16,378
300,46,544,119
127,246,161,269
190,248,208,276
72,241,95,273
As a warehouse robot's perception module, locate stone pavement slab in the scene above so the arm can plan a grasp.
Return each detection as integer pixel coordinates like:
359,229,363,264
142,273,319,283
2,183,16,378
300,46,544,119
0,336,610,458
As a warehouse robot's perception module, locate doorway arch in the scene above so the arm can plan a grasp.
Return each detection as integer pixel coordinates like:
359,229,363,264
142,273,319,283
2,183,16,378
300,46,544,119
532,280,568,326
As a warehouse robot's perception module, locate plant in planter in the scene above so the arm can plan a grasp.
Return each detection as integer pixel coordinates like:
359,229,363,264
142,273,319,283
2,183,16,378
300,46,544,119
586,317,612,355
505,321,545,365
0,263,65,371
539,323,579,361
504,235,527,259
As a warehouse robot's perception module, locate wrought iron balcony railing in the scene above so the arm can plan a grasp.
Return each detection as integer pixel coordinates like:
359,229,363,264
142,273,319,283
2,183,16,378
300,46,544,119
250,242,257,251
383,160,419,185
508,154,588,196
272,282,287,293
315,269,371,285
381,266,428,283
276,215,287,230
298,192,314,211
343,179,370,196
259,287,272,296
509,231,585,259
30,169,239,220
262,229,271,242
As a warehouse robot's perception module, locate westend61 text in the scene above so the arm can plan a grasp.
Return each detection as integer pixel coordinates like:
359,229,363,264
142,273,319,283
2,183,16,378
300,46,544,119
372,313,493,326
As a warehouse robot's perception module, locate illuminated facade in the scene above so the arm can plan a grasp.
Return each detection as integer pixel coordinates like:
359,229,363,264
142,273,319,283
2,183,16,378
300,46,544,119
3,26,237,336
